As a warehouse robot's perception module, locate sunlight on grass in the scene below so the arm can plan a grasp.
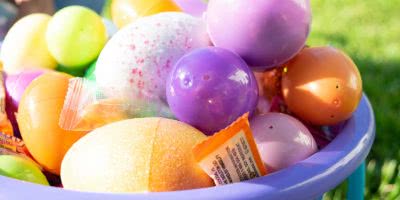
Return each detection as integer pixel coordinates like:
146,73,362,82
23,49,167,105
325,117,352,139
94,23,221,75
308,0,400,199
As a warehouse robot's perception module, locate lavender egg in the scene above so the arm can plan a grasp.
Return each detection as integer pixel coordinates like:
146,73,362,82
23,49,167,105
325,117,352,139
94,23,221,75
207,0,311,69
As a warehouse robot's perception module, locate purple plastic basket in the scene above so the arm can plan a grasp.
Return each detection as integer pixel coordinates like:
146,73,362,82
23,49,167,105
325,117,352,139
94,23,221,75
0,94,375,200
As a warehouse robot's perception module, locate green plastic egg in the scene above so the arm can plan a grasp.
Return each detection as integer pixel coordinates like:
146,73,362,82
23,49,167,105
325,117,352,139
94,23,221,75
0,155,49,185
46,6,107,68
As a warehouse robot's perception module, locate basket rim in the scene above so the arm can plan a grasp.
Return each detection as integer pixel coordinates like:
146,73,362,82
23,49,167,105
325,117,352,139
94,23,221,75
0,94,375,200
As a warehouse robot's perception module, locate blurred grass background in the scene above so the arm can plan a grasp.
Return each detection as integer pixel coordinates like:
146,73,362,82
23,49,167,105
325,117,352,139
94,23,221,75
308,0,400,199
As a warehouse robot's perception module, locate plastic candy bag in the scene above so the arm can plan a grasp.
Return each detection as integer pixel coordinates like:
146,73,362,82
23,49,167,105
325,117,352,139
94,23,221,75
59,77,174,132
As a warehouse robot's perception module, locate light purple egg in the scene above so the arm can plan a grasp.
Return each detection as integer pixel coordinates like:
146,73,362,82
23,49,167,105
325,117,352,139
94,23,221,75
207,0,311,69
96,12,210,117
167,47,258,135
173,0,207,17
5,70,45,135
250,113,317,172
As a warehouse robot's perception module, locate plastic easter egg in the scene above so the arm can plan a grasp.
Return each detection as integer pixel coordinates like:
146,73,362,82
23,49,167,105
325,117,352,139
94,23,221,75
0,155,49,185
46,6,107,68
282,46,363,125
84,60,97,81
61,118,213,192
96,12,210,117
207,0,311,68
111,0,181,28
173,0,207,17
5,70,45,135
17,72,87,175
250,113,317,172
56,64,86,77
0,14,57,74
166,47,258,135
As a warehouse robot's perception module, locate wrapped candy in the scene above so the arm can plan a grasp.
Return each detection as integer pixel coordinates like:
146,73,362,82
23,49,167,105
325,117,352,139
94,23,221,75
59,78,130,131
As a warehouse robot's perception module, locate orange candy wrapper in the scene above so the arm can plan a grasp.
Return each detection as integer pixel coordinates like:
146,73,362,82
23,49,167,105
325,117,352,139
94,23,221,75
192,113,267,185
0,132,30,156
59,78,129,132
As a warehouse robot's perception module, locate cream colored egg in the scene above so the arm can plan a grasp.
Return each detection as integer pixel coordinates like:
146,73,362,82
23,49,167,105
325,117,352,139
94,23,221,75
61,118,213,192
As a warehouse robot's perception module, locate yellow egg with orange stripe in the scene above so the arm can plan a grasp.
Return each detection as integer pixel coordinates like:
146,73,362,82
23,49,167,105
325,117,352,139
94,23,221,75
111,0,181,28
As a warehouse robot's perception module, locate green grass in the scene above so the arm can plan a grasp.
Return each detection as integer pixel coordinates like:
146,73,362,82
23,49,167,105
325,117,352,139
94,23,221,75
308,0,400,199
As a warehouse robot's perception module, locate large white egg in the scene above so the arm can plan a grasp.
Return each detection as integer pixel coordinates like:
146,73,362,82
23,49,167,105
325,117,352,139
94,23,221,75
95,12,210,117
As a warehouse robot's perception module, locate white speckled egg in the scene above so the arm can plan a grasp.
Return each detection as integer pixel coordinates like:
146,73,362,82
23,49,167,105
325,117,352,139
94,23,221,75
95,12,210,117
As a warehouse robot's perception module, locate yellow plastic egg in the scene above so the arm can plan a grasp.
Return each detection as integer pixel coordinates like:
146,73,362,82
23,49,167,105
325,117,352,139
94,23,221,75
16,72,87,175
111,0,181,28
0,14,57,74
61,118,213,192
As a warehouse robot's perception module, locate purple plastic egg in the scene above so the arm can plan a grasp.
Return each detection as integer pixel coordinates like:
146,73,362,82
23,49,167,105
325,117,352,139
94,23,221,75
5,70,45,135
207,0,311,69
250,113,317,172
167,47,258,135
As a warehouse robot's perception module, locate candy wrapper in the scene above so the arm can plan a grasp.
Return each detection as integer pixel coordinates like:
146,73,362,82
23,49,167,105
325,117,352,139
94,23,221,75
0,132,31,158
59,78,173,132
59,78,129,132
192,113,267,185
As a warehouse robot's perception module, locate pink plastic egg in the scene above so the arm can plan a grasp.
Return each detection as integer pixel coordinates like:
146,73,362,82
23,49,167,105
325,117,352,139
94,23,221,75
250,113,317,172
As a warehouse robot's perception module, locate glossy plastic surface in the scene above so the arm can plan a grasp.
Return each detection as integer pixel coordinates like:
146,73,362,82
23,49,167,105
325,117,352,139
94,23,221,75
111,0,181,28
251,113,318,172
207,0,311,68
5,70,45,134
166,47,258,135
16,72,87,175
282,47,363,125
0,96,374,200
173,0,207,16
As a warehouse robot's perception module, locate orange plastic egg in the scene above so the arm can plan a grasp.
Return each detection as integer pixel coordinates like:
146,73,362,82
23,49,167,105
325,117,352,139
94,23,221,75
16,72,87,175
282,46,362,125
111,0,181,28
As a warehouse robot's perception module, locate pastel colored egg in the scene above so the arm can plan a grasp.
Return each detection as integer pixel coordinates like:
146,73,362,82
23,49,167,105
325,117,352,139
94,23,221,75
250,113,317,172
17,72,87,175
61,118,213,192
0,14,57,74
207,0,311,69
96,12,210,118
0,155,49,185
111,0,181,28
281,46,363,125
5,70,45,135
166,47,258,135
84,60,97,81
46,6,107,68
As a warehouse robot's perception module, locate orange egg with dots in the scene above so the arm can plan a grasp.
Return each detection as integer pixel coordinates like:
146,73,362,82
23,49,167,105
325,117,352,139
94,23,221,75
111,0,181,28
16,72,87,175
61,118,213,192
281,46,362,125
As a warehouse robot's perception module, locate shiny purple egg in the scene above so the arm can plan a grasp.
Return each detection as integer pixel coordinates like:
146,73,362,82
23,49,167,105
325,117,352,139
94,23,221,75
166,47,258,135
250,113,318,172
207,0,311,69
